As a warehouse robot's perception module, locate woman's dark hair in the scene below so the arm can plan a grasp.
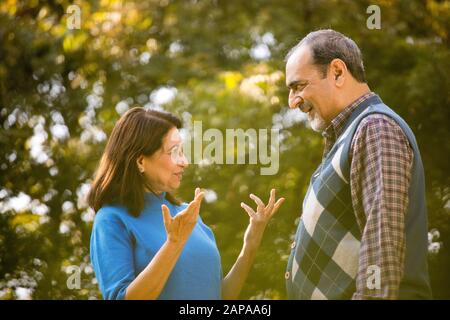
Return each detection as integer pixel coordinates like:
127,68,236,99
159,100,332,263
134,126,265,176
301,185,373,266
88,107,182,217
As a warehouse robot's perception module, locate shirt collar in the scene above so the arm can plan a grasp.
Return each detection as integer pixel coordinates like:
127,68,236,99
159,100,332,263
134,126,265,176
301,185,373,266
144,191,167,203
322,92,376,140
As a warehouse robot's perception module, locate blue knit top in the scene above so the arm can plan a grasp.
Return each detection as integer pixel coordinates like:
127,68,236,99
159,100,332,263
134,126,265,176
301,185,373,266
90,192,222,300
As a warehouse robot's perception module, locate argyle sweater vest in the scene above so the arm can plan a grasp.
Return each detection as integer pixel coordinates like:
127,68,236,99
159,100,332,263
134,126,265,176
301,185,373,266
286,95,432,299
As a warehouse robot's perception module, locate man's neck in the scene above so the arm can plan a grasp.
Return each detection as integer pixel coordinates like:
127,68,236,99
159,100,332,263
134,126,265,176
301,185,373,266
329,83,371,121
340,83,371,111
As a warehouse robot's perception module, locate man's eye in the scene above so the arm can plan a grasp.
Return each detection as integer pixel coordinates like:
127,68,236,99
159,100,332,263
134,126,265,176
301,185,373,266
292,85,302,93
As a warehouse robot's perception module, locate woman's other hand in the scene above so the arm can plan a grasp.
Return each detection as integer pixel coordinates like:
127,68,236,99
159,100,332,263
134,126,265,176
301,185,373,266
241,188,284,228
240,189,285,250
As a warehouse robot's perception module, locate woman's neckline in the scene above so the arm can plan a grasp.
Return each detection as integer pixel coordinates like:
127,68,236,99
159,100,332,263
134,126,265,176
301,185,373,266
144,191,167,202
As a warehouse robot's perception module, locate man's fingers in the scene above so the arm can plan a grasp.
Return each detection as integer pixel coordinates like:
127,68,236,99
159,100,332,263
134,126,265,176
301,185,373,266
195,187,200,198
249,194,265,209
241,202,256,219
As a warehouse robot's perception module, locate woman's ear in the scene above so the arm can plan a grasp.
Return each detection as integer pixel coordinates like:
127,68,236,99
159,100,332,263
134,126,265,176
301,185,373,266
136,155,145,174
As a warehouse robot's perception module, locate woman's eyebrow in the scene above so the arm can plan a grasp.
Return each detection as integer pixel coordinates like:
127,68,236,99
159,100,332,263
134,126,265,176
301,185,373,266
166,143,181,151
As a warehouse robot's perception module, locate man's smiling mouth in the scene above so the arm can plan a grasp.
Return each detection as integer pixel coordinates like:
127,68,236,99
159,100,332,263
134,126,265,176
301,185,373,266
300,102,313,113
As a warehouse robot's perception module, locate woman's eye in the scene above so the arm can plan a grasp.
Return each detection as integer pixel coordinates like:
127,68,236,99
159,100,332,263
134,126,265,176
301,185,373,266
169,147,182,157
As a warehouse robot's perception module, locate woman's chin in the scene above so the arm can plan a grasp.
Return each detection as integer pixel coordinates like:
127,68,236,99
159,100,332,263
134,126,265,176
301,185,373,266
167,182,181,192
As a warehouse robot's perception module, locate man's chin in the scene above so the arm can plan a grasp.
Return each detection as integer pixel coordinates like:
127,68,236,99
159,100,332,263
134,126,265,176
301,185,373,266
308,116,327,132
310,123,325,132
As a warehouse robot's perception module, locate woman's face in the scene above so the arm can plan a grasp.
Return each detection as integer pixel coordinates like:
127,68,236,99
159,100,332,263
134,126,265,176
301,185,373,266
137,127,188,194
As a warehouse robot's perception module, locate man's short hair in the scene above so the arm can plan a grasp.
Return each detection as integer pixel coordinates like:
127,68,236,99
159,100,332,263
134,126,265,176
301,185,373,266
286,29,367,83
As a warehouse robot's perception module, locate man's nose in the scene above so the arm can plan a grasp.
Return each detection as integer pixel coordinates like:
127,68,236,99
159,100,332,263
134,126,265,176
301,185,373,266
288,94,304,109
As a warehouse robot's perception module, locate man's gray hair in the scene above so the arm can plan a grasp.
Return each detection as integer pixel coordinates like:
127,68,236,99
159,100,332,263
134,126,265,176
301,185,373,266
286,29,367,83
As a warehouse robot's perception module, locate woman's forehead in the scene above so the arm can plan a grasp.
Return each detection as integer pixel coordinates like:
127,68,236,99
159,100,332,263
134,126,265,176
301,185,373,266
164,127,182,147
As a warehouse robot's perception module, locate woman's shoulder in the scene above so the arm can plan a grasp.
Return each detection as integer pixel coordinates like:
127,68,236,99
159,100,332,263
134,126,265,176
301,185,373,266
94,204,131,226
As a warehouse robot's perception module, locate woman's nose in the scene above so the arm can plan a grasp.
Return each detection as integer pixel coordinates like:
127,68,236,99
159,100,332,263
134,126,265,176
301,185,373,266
178,154,189,168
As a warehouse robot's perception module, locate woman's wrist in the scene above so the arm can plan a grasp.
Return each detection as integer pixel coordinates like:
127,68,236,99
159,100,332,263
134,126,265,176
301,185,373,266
249,218,268,230
165,238,185,253
248,220,267,241
243,223,265,252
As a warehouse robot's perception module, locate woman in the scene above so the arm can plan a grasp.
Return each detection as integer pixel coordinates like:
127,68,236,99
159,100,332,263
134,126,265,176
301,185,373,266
88,107,284,300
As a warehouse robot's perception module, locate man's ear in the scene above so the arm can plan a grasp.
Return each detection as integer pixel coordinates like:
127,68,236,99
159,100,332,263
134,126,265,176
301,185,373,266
330,58,347,87
136,155,145,173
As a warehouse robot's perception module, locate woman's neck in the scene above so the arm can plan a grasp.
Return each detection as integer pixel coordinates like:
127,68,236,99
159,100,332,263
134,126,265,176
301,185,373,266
144,187,164,196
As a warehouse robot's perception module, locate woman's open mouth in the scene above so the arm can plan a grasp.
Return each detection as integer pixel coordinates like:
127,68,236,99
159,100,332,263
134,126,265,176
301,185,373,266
174,172,183,180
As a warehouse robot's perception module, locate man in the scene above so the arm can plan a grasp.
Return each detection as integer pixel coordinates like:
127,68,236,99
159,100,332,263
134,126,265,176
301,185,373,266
284,29,432,299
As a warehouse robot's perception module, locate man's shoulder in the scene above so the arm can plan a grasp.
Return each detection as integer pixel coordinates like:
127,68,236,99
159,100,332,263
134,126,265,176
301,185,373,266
352,112,412,151
356,112,406,136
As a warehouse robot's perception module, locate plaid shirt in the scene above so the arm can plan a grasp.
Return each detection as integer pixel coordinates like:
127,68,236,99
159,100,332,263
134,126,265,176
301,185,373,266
322,92,413,300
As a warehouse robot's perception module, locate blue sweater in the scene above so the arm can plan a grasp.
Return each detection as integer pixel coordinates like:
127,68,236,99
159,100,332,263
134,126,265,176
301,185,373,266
90,192,222,300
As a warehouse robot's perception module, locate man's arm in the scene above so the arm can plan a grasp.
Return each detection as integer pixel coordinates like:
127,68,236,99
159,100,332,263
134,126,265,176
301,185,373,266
349,114,413,300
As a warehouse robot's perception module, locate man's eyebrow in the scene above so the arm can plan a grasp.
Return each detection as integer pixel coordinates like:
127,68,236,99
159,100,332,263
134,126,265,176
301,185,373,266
287,80,306,89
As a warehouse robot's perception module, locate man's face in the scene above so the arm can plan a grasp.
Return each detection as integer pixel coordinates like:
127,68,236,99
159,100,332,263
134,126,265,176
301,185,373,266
285,45,336,132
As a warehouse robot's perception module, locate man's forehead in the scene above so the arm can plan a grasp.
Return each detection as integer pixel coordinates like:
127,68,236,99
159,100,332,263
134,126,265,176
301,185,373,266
286,45,315,84
286,45,311,71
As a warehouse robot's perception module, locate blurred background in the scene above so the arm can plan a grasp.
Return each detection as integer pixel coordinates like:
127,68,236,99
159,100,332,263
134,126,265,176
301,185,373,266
0,0,449,299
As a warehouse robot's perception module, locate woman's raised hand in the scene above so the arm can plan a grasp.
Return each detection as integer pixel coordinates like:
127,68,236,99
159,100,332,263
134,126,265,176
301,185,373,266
161,188,204,245
240,189,285,228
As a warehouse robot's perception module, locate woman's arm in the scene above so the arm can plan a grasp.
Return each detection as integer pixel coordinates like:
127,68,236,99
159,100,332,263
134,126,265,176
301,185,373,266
221,220,266,299
125,189,204,300
222,189,284,300
125,238,184,300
